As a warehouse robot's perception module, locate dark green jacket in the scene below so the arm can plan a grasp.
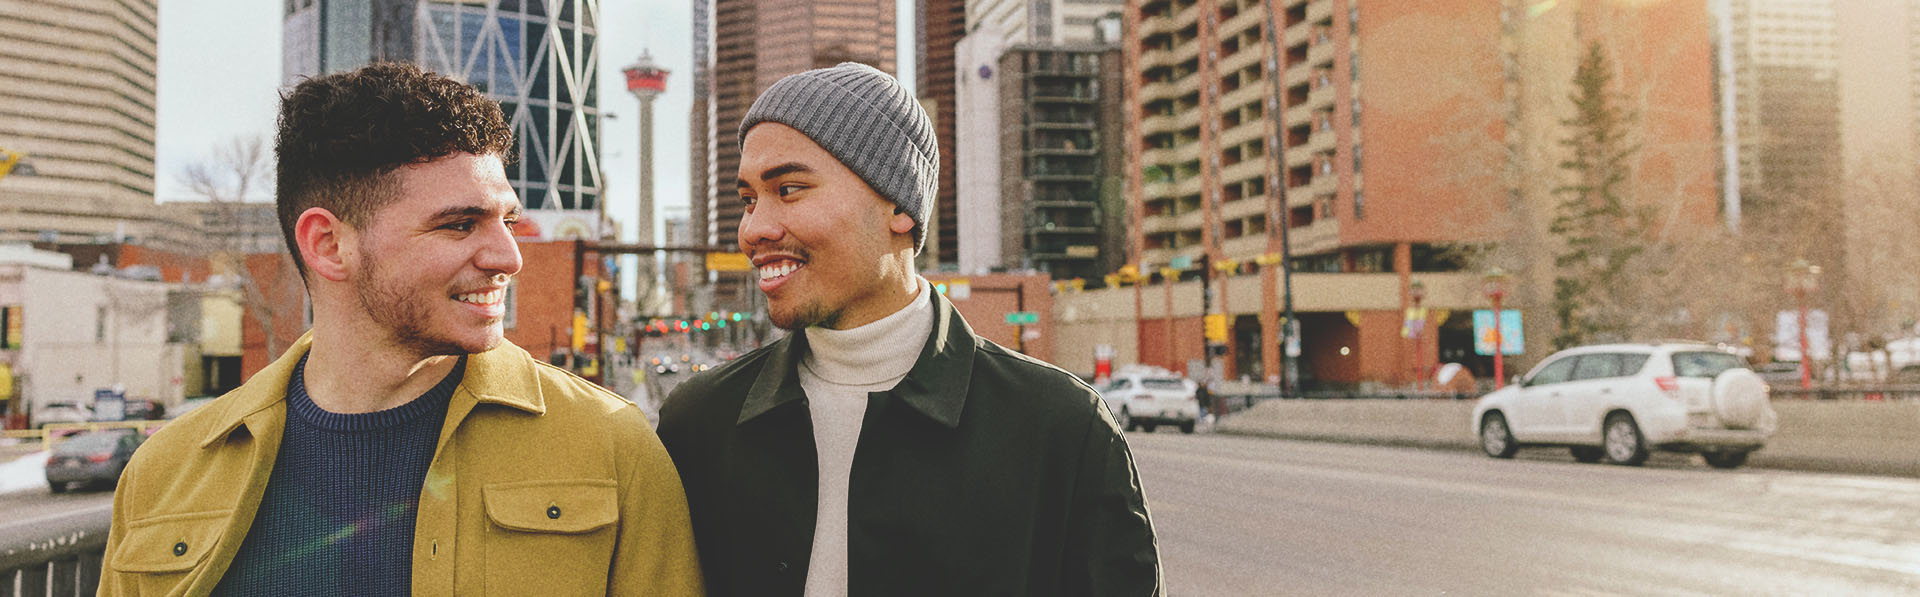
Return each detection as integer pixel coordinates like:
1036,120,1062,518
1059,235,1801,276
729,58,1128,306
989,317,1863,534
658,290,1163,596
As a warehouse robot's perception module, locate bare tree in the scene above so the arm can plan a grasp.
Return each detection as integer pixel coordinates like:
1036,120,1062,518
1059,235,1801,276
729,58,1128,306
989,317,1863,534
178,137,303,362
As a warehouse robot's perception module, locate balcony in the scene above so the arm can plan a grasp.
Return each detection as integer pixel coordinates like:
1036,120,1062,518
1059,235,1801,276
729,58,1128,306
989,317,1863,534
1307,40,1334,67
1292,218,1340,254
1141,113,1178,135
1284,61,1311,86
1174,207,1207,233
1308,83,1336,110
1175,173,1205,197
1172,38,1201,65
1306,0,1332,23
1140,46,1176,70
1220,157,1264,185
1283,103,1313,131
1222,5,1264,39
1304,129,1335,154
1307,173,1338,199
1218,44,1262,75
1223,234,1269,258
1175,106,1202,130
1030,223,1100,236
1219,118,1265,149
1220,193,1269,222
1284,144,1315,167
1140,80,1179,102
1219,81,1264,112
1284,21,1310,47
1143,214,1180,235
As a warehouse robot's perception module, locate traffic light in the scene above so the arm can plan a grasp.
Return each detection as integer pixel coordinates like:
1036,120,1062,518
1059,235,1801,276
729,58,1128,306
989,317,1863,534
1204,314,1228,344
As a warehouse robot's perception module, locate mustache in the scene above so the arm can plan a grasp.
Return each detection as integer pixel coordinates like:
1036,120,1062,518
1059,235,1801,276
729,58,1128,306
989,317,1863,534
745,240,812,262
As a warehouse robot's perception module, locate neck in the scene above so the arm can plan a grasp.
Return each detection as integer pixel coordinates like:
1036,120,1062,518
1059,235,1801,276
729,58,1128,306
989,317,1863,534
828,261,920,330
304,302,461,414
803,276,931,386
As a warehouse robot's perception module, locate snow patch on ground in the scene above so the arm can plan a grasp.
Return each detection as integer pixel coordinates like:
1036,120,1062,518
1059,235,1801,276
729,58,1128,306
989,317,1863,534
0,450,50,495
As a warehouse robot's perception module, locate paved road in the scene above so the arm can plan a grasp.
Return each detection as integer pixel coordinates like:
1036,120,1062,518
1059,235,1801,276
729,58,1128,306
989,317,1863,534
0,487,113,540
1130,431,1920,596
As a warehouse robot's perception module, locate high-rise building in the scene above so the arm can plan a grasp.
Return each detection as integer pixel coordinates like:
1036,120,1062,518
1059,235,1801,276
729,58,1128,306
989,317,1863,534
1121,0,1719,383
283,0,607,222
697,0,897,309
952,0,1123,276
1720,0,1920,332
920,0,967,267
957,45,1126,280
0,0,192,251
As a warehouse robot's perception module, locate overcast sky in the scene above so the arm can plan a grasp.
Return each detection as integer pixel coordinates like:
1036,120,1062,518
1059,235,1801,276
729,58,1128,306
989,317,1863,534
155,0,916,251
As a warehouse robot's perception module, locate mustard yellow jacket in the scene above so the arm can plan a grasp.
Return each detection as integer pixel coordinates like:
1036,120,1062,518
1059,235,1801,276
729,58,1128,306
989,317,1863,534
100,335,704,596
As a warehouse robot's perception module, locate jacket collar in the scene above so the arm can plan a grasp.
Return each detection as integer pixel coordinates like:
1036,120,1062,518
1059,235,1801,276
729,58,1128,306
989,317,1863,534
738,288,977,428
198,332,548,449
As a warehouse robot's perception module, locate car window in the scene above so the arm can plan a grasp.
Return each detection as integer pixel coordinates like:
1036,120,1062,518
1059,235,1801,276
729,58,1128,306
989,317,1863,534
1618,354,1651,375
55,431,129,453
1671,351,1746,378
1105,379,1132,392
1526,357,1580,386
1141,379,1187,391
1572,354,1621,381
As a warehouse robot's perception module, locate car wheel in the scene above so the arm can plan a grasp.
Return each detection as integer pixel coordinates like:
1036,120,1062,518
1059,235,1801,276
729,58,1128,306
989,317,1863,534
1142,423,1158,433
48,482,67,494
1480,412,1518,459
1703,450,1750,469
1180,421,1195,434
1117,407,1133,432
1570,446,1604,463
1602,413,1649,466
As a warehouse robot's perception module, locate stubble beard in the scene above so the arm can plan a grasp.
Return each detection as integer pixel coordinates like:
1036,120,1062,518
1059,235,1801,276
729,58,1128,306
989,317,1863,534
355,247,495,357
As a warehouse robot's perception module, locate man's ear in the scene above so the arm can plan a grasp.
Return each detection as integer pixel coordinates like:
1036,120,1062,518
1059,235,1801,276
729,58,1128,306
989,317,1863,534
295,207,353,283
889,210,915,235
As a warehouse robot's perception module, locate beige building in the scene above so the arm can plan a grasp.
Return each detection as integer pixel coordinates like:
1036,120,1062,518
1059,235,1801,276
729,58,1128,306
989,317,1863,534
0,0,194,251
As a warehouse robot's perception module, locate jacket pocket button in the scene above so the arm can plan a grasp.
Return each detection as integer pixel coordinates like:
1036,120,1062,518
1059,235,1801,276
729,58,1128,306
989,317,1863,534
173,541,188,557
547,505,562,519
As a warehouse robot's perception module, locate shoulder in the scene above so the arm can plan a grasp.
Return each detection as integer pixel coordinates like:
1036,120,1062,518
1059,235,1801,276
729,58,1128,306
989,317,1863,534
970,338,1108,420
529,357,636,414
660,338,781,424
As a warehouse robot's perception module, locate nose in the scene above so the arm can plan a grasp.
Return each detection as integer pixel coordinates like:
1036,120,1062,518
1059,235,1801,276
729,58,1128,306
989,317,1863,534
478,218,523,277
737,203,785,252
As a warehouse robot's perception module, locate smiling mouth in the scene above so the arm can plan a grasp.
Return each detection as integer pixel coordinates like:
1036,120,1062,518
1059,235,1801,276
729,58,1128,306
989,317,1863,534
757,259,804,283
454,288,506,306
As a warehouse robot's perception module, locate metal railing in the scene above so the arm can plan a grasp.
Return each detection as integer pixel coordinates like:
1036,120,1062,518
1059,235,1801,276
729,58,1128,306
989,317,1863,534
1,507,110,596
2,421,169,451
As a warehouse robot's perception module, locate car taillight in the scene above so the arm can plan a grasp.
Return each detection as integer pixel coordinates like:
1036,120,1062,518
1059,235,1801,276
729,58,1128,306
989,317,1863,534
87,453,111,463
1654,376,1681,399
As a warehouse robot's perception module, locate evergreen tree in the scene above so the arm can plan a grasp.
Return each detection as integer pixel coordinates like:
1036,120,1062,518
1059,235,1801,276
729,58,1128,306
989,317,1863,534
1551,42,1652,349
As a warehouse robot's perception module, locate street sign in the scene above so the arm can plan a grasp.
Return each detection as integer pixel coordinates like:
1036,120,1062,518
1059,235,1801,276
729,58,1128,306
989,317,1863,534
1472,309,1525,356
1170,255,1193,270
1006,311,1040,325
705,252,752,272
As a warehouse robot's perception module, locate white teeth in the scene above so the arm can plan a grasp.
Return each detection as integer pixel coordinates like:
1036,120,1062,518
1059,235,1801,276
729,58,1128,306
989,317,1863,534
759,262,799,281
456,289,504,305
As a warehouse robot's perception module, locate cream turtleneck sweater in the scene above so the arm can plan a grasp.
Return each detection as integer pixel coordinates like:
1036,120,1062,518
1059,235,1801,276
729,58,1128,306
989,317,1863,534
798,275,934,596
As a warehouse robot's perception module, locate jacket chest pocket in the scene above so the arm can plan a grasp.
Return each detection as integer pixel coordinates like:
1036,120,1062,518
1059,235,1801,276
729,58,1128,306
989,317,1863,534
110,510,228,594
482,479,619,596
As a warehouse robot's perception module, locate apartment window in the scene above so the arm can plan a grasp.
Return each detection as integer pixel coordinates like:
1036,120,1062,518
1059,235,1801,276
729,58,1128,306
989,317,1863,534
1350,52,1359,82
1353,190,1365,220
1352,98,1362,128
96,306,107,343
1349,4,1359,35
1352,144,1363,175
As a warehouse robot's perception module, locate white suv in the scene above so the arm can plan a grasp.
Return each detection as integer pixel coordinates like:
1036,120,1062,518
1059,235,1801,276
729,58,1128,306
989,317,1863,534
1099,371,1200,434
1471,343,1776,468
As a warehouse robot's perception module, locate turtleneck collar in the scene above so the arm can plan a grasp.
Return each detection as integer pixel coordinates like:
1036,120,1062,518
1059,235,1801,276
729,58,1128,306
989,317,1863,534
801,276,934,386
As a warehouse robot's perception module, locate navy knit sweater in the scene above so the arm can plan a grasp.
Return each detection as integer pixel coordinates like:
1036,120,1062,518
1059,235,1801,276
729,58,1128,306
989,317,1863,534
212,355,462,597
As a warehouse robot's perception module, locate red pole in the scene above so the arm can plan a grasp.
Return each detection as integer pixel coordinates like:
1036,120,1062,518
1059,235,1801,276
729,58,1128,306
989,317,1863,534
1492,293,1506,389
1798,290,1812,390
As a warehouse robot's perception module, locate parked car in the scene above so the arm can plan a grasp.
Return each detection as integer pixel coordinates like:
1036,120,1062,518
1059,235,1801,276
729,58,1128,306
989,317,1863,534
1754,361,1804,388
1471,342,1776,468
32,402,92,429
45,429,146,492
1099,371,1200,433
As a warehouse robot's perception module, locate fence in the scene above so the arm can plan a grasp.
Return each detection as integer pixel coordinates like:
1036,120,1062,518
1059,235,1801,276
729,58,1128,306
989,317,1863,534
1208,385,1920,415
1,421,169,451
0,506,110,596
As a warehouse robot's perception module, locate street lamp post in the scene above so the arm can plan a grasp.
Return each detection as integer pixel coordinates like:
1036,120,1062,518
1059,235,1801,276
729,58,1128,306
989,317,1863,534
1786,259,1822,389
1409,280,1427,390
1484,268,1513,388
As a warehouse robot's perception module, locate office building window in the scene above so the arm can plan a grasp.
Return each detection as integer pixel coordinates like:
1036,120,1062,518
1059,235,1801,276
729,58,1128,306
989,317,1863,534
1353,190,1365,220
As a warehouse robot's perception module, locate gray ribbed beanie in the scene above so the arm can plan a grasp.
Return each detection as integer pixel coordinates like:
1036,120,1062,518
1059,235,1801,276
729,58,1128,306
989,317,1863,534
739,62,937,253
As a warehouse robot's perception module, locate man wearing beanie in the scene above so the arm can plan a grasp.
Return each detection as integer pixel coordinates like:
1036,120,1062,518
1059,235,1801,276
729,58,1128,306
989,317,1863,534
658,62,1163,596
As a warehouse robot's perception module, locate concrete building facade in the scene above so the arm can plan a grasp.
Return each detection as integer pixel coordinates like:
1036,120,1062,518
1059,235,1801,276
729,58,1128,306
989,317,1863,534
0,0,196,252
1119,0,1721,387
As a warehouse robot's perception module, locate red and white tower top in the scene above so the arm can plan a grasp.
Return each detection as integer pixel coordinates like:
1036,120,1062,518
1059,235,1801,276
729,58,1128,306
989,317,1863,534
623,50,668,99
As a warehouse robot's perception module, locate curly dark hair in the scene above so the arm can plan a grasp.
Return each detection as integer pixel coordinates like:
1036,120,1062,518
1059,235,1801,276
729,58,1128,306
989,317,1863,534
274,61,515,279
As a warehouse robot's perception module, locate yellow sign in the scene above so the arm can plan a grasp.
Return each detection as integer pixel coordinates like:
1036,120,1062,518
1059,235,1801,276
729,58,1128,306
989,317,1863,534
0,363,12,401
1204,314,1229,343
705,252,752,272
0,149,19,179
571,312,589,352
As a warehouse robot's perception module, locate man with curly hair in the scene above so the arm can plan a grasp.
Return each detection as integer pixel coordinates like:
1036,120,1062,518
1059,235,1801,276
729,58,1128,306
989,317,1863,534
100,63,703,596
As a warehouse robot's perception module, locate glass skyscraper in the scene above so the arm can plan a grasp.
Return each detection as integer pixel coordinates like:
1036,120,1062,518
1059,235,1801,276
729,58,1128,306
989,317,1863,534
283,0,603,213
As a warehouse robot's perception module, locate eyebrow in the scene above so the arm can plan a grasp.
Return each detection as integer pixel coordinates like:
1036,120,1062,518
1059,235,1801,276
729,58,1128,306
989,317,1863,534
738,162,815,189
429,203,524,221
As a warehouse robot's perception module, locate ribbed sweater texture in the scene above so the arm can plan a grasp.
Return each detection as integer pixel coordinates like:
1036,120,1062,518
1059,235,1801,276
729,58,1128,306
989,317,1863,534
212,355,462,596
